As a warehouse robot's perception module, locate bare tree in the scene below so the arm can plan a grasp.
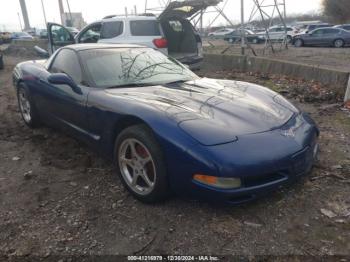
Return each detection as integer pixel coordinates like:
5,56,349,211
323,0,350,24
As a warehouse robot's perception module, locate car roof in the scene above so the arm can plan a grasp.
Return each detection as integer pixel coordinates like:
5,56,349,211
63,43,147,51
96,15,157,23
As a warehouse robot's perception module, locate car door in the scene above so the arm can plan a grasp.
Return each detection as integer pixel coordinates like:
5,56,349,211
306,29,325,45
47,23,75,55
323,28,340,45
40,48,90,136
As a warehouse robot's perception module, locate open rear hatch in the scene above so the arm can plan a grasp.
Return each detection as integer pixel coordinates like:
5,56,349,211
159,0,221,65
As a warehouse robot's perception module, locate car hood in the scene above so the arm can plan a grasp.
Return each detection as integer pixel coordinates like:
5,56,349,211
105,78,298,146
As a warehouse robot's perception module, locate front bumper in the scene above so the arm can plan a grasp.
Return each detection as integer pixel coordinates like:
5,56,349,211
191,129,319,205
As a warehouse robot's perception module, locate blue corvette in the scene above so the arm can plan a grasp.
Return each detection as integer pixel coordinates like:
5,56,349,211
13,44,319,204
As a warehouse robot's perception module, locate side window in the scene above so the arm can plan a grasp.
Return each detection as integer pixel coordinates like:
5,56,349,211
100,21,123,39
324,29,339,34
344,26,350,31
50,49,82,84
130,20,161,36
313,29,324,36
78,23,102,43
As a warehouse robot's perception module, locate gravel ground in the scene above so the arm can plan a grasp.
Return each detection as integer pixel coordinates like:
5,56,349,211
203,39,350,72
0,54,350,260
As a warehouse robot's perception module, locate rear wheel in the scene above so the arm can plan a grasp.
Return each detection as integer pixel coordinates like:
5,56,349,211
114,124,170,203
334,39,344,48
17,83,41,128
294,39,304,47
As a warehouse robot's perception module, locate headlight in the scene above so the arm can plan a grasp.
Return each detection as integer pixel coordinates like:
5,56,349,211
193,174,242,189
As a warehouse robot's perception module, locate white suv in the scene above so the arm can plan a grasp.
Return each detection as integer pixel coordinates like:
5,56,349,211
257,26,297,42
45,1,220,69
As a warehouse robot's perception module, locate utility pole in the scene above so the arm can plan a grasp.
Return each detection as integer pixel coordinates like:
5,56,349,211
41,0,47,26
58,0,65,25
66,0,73,26
17,12,23,31
240,0,245,55
144,0,148,13
19,0,31,30
200,9,203,37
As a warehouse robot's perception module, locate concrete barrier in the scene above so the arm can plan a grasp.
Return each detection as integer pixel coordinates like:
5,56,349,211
203,53,350,100
11,39,48,50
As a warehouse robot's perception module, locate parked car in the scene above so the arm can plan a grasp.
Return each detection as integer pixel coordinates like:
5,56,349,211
0,49,3,70
40,0,217,70
293,27,350,48
13,44,319,204
40,29,48,39
11,32,33,40
334,24,350,31
0,32,12,43
223,29,263,44
256,26,297,42
208,28,235,38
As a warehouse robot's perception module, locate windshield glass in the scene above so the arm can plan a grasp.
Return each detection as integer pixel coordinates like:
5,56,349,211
80,48,198,88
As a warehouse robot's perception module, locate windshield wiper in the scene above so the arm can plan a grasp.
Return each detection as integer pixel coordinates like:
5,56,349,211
165,79,189,85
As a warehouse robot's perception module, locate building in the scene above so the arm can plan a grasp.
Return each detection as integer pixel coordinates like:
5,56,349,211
61,12,86,30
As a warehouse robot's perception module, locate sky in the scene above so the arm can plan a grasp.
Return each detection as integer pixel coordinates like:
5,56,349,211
0,0,323,31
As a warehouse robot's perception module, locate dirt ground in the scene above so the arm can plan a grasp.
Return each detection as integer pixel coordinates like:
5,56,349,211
0,53,350,259
203,39,350,72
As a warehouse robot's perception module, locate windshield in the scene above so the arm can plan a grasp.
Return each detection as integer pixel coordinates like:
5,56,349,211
80,48,198,88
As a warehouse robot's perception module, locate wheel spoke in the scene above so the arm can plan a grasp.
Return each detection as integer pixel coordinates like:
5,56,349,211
140,156,151,166
131,172,139,186
140,172,153,187
129,140,138,159
120,156,134,168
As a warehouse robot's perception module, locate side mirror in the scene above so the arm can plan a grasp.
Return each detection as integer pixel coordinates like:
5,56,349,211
48,73,82,94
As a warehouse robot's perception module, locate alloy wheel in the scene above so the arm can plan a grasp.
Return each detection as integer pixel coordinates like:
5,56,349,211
118,138,156,195
18,88,31,123
334,39,344,48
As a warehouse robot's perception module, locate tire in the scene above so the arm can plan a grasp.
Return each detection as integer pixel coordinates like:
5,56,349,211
114,124,170,203
294,39,304,47
252,38,258,44
286,35,292,43
334,39,344,48
17,83,41,128
0,55,3,70
228,38,234,43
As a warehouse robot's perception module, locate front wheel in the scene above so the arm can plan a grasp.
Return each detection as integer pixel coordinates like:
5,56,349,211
334,39,344,48
294,39,304,47
114,124,170,203
17,83,41,128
